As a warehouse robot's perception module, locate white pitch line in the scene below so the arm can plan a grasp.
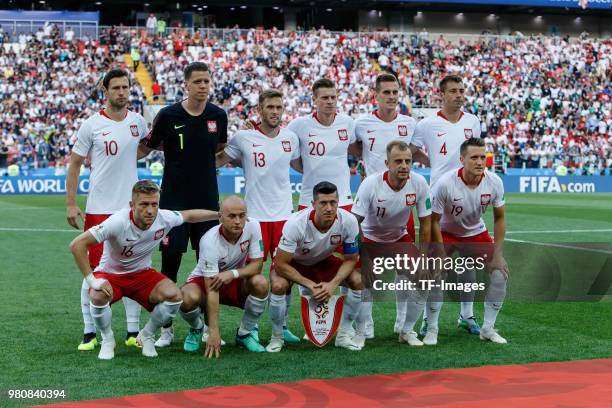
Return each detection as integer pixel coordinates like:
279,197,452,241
0,227,77,233
506,228,612,234
505,238,612,255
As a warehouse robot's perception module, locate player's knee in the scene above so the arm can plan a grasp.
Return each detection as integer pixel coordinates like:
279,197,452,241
271,276,289,295
249,274,269,298
346,270,364,290
160,283,182,303
180,286,201,311
89,290,111,306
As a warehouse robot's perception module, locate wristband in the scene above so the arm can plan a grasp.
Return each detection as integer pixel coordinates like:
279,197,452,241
231,269,239,279
85,273,103,289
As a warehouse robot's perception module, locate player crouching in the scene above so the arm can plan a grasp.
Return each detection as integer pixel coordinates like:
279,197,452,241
69,180,219,360
268,181,365,352
428,137,509,345
180,196,268,357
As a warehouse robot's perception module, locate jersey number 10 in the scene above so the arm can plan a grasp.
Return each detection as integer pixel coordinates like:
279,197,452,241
104,140,118,156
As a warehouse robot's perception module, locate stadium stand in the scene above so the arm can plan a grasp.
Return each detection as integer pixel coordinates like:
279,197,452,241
1,25,610,174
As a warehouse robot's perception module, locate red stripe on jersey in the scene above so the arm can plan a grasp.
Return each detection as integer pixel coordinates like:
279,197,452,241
437,110,464,122
458,167,485,186
383,171,409,192
373,110,398,122
99,109,129,120
312,111,336,126
308,209,337,232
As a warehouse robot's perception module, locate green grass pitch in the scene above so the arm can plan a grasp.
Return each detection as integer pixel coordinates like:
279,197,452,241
0,193,610,406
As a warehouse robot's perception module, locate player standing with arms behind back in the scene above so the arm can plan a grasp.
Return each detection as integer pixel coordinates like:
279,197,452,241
409,75,482,336
140,62,228,347
354,73,429,335
427,137,509,346
216,89,302,344
66,68,147,352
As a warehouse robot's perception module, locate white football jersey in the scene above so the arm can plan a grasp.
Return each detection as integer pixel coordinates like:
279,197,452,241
354,112,417,176
72,110,148,214
411,111,481,186
90,208,183,274
431,168,505,237
225,128,299,221
352,171,432,242
287,113,355,207
189,220,264,278
277,208,359,266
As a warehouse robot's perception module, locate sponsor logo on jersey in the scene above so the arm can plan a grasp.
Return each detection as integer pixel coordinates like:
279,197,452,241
338,129,348,141
174,124,185,129
464,128,473,139
437,132,446,137
102,131,111,137
130,124,139,138
207,120,217,133
480,194,491,206
405,193,416,206
398,125,408,137
282,140,292,152
330,234,342,245
240,240,250,253
154,228,165,240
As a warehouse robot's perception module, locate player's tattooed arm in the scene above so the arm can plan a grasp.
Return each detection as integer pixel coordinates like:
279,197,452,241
203,278,222,358
65,152,85,229
491,206,509,278
290,158,303,173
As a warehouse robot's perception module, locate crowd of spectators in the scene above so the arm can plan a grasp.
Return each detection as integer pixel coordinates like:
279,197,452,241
0,24,609,174
0,23,146,173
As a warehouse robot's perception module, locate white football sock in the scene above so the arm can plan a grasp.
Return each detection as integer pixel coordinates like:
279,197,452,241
142,300,182,337
394,274,409,330
283,293,292,327
122,297,141,333
458,269,476,318
340,289,362,333
402,288,428,333
356,289,372,332
180,306,203,330
483,270,507,330
90,302,112,340
425,284,444,331
240,295,268,336
81,279,95,334
269,293,286,337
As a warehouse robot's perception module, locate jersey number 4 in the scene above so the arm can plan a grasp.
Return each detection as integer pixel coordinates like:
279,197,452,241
439,142,447,156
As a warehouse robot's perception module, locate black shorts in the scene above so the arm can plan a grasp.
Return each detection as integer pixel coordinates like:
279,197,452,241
160,220,219,253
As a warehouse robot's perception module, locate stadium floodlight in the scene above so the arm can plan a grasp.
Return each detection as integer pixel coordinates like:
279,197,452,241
241,5,247,9
326,8,332,11
273,6,279,9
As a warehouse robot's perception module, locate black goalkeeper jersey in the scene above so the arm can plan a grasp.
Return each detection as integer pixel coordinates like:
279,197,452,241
145,101,227,210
